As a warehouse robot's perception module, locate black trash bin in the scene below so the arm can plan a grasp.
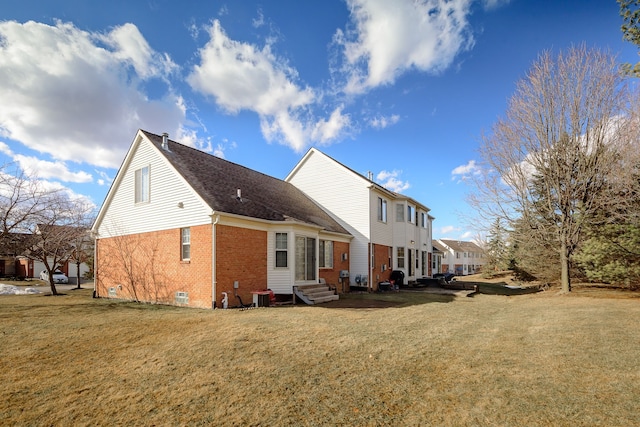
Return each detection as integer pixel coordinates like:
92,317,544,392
389,270,405,289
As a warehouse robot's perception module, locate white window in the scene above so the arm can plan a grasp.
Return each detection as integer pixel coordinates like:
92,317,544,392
396,204,405,222
275,233,288,268
377,198,387,223
319,240,333,268
181,228,190,261
408,206,415,223
397,247,405,269
421,213,427,228
135,166,149,203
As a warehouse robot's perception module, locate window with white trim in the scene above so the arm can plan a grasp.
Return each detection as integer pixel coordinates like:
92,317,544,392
397,247,405,269
181,228,191,261
396,204,404,222
319,240,333,268
377,197,387,223
275,233,288,268
134,166,149,203
408,205,415,223
421,212,427,228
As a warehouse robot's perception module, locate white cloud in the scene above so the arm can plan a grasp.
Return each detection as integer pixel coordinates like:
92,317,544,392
0,20,187,169
335,0,475,94
451,160,482,182
13,154,93,183
439,225,458,235
483,0,511,10
253,9,265,28
376,170,410,193
188,20,349,152
370,114,400,129
0,142,13,156
312,106,351,144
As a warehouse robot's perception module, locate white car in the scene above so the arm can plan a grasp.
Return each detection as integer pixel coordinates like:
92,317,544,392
39,270,69,284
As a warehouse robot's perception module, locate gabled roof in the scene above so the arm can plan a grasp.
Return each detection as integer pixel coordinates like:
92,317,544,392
141,131,349,235
438,239,483,253
287,147,431,213
431,240,446,253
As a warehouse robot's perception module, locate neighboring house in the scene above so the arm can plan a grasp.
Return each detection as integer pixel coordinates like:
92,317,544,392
0,233,32,278
92,130,352,309
0,232,90,279
431,240,445,275
285,148,434,289
437,239,486,276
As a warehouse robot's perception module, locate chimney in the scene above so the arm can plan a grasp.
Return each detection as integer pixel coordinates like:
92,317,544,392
162,132,169,151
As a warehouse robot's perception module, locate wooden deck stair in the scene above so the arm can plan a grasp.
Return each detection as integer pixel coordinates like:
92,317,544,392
294,284,339,305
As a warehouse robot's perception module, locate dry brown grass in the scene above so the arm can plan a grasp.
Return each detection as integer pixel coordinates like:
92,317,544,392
1,282,639,426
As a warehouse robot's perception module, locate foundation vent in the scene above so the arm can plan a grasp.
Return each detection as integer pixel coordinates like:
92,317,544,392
175,291,189,305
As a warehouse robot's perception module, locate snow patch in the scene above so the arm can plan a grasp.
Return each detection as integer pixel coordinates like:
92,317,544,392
0,283,42,295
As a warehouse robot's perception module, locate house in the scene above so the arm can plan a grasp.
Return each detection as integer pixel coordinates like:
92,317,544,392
0,233,33,279
92,130,352,309
431,240,445,275
437,239,486,276
0,232,90,280
285,148,434,289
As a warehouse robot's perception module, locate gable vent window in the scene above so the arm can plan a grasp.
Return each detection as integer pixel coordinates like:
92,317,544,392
181,228,191,261
134,166,150,204
175,291,189,305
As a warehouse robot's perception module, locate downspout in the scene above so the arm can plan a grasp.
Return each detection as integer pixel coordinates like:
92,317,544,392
91,232,98,298
211,213,220,309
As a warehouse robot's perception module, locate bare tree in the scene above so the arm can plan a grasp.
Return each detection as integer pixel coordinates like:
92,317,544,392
0,163,57,251
27,197,95,295
471,46,634,292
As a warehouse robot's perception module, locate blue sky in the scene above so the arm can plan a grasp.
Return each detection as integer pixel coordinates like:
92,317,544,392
0,0,637,240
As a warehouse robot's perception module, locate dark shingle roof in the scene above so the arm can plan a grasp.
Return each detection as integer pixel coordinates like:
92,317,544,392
142,131,349,235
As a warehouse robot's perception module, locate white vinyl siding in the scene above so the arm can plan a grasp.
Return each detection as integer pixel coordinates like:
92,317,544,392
286,149,370,281
97,135,213,238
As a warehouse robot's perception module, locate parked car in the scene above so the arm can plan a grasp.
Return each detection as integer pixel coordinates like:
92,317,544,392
39,270,69,284
433,272,455,283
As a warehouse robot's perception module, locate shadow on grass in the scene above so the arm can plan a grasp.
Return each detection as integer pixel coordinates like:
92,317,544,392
465,281,542,297
322,291,456,309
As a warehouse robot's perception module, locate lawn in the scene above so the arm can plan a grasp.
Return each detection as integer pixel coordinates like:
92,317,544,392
1,282,639,426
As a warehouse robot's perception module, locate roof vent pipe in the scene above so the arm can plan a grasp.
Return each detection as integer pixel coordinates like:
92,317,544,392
236,188,242,201
162,132,169,150
367,171,374,181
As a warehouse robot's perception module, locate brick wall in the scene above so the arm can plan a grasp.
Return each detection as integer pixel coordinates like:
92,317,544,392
95,224,213,309
370,243,392,290
215,224,267,306
319,240,350,294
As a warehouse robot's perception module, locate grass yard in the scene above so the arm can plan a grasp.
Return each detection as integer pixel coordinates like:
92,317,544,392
1,281,639,426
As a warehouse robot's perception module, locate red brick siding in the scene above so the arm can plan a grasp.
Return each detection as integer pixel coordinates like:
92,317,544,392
319,240,350,294
215,225,267,305
95,225,213,308
370,243,392,290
